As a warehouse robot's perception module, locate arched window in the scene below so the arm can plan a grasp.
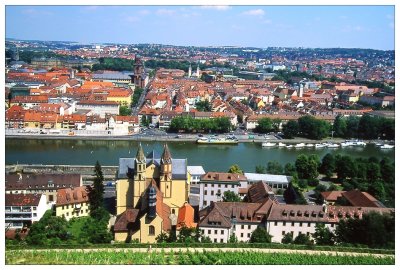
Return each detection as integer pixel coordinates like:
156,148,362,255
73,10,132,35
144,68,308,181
149,225,155,236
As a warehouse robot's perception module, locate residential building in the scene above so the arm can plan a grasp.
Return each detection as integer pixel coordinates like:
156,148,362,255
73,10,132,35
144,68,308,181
55,185,91,221
244,173,291,189
199,172,248,210
76,100,119,118
187,166,206,185
5,194,47,229
5,173,82,206
321,190,385,208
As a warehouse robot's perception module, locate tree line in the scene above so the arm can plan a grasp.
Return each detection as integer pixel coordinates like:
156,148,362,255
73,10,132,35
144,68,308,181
169,116,231,133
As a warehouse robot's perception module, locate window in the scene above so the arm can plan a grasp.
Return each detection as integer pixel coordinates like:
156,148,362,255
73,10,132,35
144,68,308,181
172,209,175,214
33,207,37,211
248,225,251,229
211,184,214,187
221,230,224,235
241,225,244,229
211,191,214,196
331,224,334,227
307,232,310,236
247,233,250,238
225,184,228,188
149,225,155,236
214,230,218,234
283,221,286,226
81,210,83,214
203,201,207,206
282,231,286,235
240,233,243,237
214,239,217,243
33,213,37,217
299,222,303,227
208,230,211,234
62,206,65,210
274,221,278,226
66,212,69,216
202,230,205,234
220,239,223,243
218,184,221,188
308,223,311,227
205,184,207,187
49,195,54,202
291,222,294,226
204,190,207,195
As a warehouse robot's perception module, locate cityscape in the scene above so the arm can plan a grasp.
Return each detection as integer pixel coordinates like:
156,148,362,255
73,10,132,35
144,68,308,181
4,4,396,266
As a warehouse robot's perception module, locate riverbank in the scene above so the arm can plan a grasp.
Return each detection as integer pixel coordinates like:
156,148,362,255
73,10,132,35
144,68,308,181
5,134,387,144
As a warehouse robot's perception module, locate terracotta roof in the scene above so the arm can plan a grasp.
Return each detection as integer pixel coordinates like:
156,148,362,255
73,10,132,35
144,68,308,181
12,95,49,103
5,193,43,206
247,181,276,203
113,209,140,232
201,172,247,182
342,190,381,208
199,202,264,228
77,100,119,106
56,185,91,206
177,202,197,229
321,191,345,201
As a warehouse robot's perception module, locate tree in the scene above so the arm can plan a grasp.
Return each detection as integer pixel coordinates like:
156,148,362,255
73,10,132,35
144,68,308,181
298,115,330,140
335,155,356,180
200,235,212,243
228,234,238,243
79,217,112,244
256,118,274,133
284,163,297,177
195,100,212,112
313,223,335,245
156,232,170,243
266,161,284,175
26,210,69,245
255,165,267,174
249,227,272,243
282,120,299,139
119,106,132,116
333,115,347,138
281,233,293,244
177,226,201,243
319,153,336,178
293,233,313,245
222,190,241,202
228,164,243,174
89,161,106,221
295,154,319,180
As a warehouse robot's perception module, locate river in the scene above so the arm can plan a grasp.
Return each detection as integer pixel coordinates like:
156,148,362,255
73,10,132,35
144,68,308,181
5,138,395,172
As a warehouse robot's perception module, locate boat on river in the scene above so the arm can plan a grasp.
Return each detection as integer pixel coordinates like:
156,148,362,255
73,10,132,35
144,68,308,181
197,136,238,144
262,142,277,147
294,143,306,148
278,142,287,147
380,144,394,149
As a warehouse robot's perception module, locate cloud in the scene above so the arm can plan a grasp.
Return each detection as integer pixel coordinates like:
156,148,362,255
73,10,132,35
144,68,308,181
262,19,272,24
139,10,150,15
242,9,265,16
21,8,53,16
124,16,140,23
199,6,231,11
156,9,176,16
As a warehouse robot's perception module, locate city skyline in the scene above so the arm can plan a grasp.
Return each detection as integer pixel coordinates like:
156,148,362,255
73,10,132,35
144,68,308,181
5,5,395,50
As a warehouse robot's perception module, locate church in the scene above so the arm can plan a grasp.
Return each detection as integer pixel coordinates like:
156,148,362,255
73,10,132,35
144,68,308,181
114,144,194,243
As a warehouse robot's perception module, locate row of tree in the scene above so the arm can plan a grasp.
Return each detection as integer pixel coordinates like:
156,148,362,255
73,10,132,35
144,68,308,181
169,116,231,133
333,114,394,140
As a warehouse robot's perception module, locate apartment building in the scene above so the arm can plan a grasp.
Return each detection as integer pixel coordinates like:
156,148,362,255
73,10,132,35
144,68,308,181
5,194,47,229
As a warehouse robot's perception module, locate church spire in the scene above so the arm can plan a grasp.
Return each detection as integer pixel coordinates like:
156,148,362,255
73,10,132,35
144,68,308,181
160,143,172,165
136,143,146,163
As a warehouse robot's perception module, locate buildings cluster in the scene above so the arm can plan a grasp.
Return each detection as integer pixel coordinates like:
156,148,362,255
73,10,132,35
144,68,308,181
5,145,393,244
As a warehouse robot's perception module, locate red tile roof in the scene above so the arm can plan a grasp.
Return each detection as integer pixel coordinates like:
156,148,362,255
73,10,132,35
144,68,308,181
56,185,91,206
5,194,43,206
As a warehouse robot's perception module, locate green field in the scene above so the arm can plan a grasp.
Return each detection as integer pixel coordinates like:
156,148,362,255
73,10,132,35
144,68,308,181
6,250,394,265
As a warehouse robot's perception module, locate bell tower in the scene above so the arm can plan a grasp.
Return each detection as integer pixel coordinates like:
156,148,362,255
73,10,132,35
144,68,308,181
133,143,146,207
160,144,172,198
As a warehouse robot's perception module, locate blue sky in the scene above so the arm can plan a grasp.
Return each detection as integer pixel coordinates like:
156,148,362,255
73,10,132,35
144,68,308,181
5,5,395,50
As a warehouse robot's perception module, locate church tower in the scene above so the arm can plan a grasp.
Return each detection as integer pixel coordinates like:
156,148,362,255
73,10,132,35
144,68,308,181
196,63,200,78
133,143,146,207
188,63,192,78
131,56,146,88
159,144,172,198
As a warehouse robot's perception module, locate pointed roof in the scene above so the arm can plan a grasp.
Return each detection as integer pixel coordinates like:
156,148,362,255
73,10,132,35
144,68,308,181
135,143,146,163
160,144,172,165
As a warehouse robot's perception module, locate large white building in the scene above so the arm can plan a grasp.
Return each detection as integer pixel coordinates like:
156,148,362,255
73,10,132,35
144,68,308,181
244,173,291,189
5,194,47,229
76,100,119,118
187,166,206,184
199,172,248,210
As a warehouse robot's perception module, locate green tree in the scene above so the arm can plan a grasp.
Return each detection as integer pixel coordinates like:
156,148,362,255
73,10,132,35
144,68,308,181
119,105,132,116
295,154,319,180
344,116,360,138
293,233,313,245
222,191,241,202
228,234,238,243
256,118,274,133
335,155,356,180
200,235,212,243
266,161,284,174
79,217,112,244
319,153,336,178
284,163,297,177
282,120,299,139
249,227,272,243
255,165,267,174
228,164,243,174
313,223,335,245
26,210,69,245
195,100,212,112
89,161,106,221
281,233,293,244
333,115,347,138
177,226,201,243
156,232,170,243
298,115,330,140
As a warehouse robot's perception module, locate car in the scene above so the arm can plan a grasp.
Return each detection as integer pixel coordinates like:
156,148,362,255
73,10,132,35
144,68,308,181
175,135,182,138
198,134,203,137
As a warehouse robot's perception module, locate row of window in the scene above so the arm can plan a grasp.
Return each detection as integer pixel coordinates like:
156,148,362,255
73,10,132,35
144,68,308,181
204,184,236,188
274,221,334,228
5,206,37,211
61,204,85,210
62,209,88,217
282,231,311,237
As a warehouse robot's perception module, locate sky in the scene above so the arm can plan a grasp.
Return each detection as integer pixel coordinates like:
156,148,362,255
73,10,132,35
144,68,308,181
5,5,395,50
